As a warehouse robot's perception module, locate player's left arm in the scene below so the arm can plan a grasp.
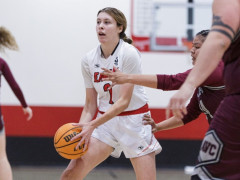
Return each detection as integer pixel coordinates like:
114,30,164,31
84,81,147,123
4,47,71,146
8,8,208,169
75,82,133,149
184,0,240,89
2,59,33,120
168,0,240,120
143,114,184,133
2,60,28,108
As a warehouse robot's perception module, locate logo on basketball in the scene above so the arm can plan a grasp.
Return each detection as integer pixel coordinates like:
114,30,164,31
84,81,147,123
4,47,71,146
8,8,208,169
64,131,79,142
74,143,85,151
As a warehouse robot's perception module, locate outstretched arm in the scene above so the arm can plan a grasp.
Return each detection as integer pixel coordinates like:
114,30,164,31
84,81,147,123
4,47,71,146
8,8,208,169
144,91,201,132
102,66,191,90
101,66,158,89
143,114,184,133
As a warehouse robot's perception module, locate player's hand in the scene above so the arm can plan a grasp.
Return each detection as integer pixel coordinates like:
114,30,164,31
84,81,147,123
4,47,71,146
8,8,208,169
71,122,95,151
166,84,194,119
101,66,127,89
143,114,158,133
23,107,33,121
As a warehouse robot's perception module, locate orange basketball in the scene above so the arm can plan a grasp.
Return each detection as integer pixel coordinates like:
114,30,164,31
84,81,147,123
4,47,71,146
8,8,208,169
54,123,88,159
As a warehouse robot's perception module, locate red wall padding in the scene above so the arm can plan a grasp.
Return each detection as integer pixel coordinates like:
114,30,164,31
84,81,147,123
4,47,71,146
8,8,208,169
2,105,208,139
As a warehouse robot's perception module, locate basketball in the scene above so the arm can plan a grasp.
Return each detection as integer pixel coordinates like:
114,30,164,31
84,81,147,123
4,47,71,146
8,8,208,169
54,123,87,159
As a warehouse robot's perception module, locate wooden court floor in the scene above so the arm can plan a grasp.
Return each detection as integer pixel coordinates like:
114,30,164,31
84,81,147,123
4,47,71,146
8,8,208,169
12,166,190,180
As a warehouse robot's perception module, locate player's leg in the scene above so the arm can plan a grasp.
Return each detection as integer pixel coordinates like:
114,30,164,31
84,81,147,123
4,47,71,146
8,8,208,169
0,131,12,180
118,113,161,180
60,137,113,180
130,152,156,180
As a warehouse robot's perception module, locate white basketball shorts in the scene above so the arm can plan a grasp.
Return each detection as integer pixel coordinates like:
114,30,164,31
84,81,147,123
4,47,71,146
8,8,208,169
92,112,162,158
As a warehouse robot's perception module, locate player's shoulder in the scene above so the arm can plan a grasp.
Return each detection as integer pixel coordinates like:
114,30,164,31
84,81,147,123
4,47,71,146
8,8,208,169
121,40,138,52
85,46,99,58
82,45,100,63
120,40,140,58
86,46,99,56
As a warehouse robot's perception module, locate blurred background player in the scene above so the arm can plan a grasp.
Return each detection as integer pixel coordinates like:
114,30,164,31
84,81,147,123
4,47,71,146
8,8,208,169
102,30,224,130
60,7,161,180
167,0,240,179
0,26,33,180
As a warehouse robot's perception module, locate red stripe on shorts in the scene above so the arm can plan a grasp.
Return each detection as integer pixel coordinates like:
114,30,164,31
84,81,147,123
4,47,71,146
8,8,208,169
98,103,149,116
138,135,154,154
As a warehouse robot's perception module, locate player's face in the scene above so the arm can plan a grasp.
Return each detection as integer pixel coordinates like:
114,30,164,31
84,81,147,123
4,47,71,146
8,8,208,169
190,35,205,65
96,12,123,44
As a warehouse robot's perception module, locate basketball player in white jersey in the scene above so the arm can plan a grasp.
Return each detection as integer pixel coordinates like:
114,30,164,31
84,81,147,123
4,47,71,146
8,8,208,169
60,7,161,180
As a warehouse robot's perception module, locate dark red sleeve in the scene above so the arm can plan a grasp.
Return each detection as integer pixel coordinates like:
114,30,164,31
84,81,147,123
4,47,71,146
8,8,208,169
156,69,191,90
1,58,28,108
182,90,202,124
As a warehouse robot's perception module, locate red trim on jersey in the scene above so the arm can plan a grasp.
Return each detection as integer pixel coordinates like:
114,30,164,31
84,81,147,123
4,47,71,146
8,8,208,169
98,103,149,116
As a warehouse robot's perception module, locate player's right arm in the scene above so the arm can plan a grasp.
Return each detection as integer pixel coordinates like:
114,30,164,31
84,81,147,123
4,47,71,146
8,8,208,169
101,67,190,90
102,66,158,88
79,88,98,124
156,70,190,90
79,55,98,124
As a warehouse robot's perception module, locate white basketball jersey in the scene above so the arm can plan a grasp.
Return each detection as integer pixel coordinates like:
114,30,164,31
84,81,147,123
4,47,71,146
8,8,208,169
81,39,148,112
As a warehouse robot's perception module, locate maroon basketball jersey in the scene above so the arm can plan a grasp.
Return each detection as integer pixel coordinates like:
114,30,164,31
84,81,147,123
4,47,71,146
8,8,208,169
193,31,240,180
156,61,225,124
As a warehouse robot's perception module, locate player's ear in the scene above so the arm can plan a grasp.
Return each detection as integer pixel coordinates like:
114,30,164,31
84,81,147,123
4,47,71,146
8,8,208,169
118,25,123,34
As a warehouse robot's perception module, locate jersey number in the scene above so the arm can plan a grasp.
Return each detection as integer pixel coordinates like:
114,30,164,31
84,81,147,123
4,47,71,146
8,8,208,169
103,83,114,104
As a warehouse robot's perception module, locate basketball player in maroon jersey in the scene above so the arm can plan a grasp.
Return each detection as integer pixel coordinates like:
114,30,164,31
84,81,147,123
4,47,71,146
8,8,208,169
0,27,33,180
167,0,240,179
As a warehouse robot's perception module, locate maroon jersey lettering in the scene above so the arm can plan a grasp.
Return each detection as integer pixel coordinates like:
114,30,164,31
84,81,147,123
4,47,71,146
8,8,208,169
201,140,216,156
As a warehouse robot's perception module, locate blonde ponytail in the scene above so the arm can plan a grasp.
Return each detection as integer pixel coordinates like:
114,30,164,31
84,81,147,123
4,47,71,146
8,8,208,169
0,26,19,51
